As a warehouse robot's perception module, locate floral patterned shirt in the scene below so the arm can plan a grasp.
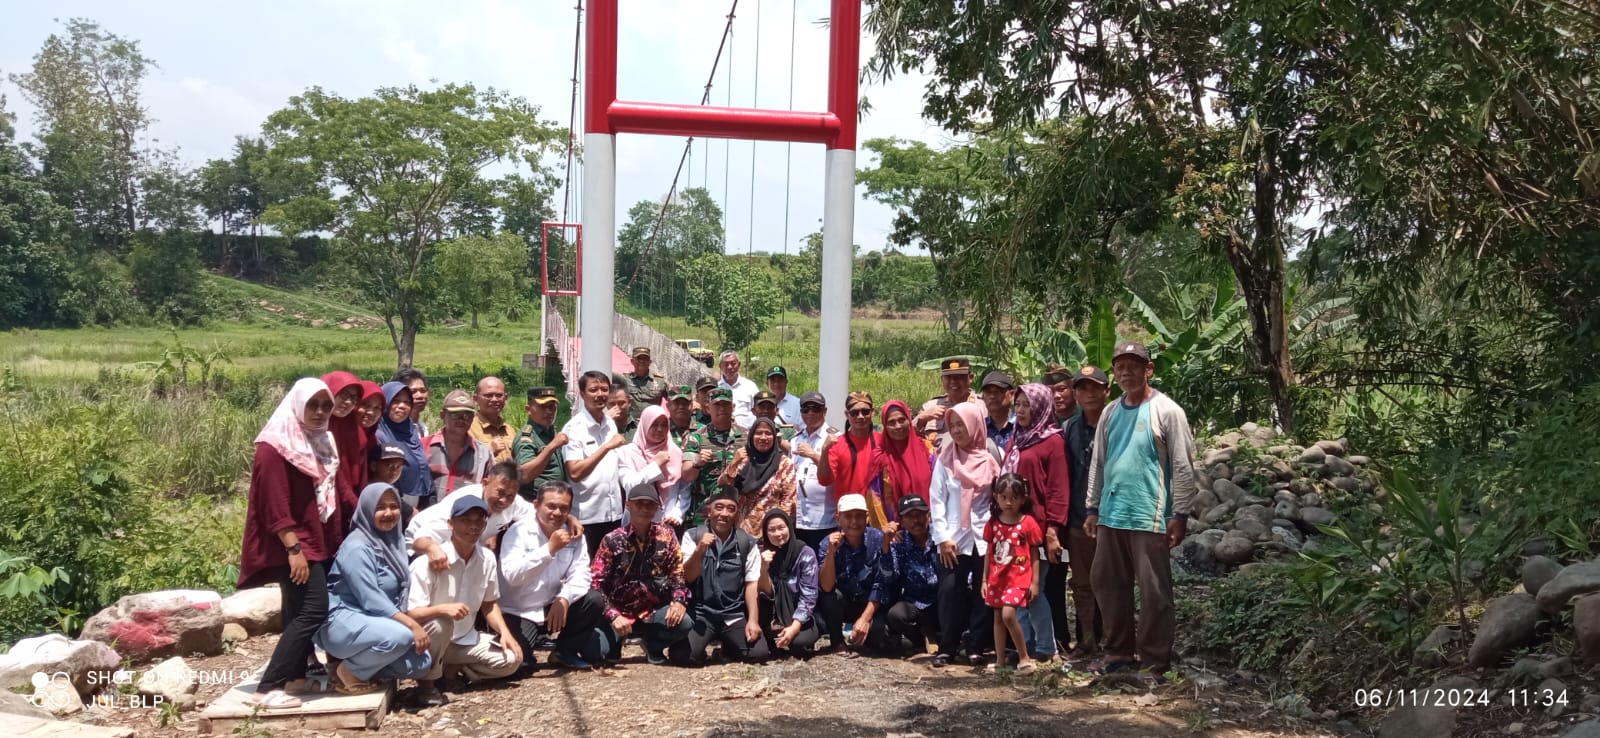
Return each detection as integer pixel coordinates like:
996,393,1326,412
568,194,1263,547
591,522,690,621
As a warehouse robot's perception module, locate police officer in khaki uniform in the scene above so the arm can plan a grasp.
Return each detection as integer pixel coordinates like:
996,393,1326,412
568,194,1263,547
621,346,670,423
913,356,983,448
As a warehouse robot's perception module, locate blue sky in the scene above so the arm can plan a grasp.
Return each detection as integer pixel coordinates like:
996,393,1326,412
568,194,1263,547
0,0,949,255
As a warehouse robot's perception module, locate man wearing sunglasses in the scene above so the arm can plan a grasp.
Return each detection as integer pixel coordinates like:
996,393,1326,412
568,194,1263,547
789,391,838,551
817,392,884,525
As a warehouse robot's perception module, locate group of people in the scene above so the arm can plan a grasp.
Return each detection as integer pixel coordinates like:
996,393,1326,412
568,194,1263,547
238,342,1200,709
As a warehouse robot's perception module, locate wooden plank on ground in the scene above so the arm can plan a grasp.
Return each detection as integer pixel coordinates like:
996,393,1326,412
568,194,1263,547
16,715,134,737
197,677,389,734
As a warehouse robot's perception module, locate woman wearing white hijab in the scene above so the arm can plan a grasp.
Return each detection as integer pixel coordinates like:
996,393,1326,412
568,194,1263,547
240,378,340,709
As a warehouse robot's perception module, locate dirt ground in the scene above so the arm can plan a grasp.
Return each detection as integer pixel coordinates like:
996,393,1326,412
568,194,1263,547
72,634,1348,738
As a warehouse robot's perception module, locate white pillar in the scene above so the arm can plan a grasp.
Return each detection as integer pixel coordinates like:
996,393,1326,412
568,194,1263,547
580,133,616,376
819,148,855,430
537,293,549,357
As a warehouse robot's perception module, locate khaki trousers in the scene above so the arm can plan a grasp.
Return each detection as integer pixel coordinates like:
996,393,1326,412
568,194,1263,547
423,618,520,682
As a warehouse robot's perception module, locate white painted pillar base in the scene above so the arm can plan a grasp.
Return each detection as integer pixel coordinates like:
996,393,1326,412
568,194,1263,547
819,148,855,430
580,133,617,376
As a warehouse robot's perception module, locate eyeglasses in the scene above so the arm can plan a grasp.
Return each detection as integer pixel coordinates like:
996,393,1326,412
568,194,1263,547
800,405,824,413
445,411,474,421
848,408,873,417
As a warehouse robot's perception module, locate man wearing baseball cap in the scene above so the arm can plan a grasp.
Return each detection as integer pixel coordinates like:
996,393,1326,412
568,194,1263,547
914,356,982,443
692,375,719,427
622,346,670,424
406,493,522,706
512,387,569,501
751,390,797,442
591,481,694,665
1083,342,1200,682
1059,365,1108,656
680,387,746,528
788,390,838,551
881,495,943,655
370,444,409,486
427,389,495,497
979,370,1017,452
817,493,889,652
764,366,802,427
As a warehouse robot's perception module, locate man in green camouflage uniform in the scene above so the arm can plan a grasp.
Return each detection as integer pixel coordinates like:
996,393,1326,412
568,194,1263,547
621,346,670,423
692,375,717,427
511,386,569,501
666,384,700,447
680,387,745,529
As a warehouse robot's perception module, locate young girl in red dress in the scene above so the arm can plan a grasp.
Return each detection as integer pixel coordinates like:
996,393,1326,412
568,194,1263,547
983,473,1043,674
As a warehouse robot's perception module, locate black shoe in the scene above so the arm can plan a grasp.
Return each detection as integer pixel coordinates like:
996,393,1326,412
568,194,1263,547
645,643,668,665
932,653,954,668
967,652,988,667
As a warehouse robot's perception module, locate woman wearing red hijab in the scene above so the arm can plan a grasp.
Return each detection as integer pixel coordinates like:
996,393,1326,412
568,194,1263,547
877,400,932,521
322,372,382,537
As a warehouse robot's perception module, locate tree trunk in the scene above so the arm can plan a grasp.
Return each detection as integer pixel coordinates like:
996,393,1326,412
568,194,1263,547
396,318,418,371
470,309,479,329
1224,134,1297,434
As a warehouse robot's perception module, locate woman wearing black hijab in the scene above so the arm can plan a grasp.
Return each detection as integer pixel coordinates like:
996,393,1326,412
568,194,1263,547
718,418,797,537
755,508,821,657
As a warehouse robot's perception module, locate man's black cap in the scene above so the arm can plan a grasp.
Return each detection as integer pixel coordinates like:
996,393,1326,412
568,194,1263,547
980,370,1013,390
754,390,778,406
799,390,826,407
1073,365,1110,386
694,375,719,391
898,495,930,516
1112,342,1151,363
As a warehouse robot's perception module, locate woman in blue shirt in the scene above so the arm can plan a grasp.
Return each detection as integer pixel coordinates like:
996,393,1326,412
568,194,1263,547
317,483,434,693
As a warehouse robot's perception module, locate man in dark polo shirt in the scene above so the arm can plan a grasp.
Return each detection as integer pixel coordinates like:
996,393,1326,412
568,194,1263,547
512,387,568,501
681,492,768,663
1061,365,1108,655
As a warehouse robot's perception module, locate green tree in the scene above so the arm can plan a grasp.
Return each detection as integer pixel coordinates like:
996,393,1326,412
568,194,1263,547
679,253,783,352
10,18,156,250
127,230,209,325
617,187,725,314
0,96,77,328
433,232,528,328
261,83,563,369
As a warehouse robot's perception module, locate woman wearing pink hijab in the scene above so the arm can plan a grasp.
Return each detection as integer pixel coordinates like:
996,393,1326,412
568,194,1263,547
928,403,1001,667
616,405,685,526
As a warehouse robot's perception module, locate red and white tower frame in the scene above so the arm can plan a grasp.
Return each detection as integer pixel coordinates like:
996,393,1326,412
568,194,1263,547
582,0,860,427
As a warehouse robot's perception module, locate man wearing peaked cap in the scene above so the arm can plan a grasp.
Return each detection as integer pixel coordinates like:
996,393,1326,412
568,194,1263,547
512,387,569,501
428,389,495,497
1083,342,1200,680
680,387,745,529
914,356,982,445
1041,363,1079,424
623,346,670,424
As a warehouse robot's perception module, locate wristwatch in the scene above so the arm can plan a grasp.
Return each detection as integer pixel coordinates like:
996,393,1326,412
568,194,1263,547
285,543,303,555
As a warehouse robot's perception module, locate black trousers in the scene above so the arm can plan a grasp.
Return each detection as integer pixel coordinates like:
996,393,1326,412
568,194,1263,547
1045,551,1071,650
757,598,821,657
936,553,993,658
687,610,772,663
796,527,836,553
259,560,329,691
506,590,609,667
885,600,940,650
818,592,889,650
583,519,622,557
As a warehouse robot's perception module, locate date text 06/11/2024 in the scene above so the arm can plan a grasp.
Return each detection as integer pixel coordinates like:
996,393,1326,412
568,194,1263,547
1354,688,1570,708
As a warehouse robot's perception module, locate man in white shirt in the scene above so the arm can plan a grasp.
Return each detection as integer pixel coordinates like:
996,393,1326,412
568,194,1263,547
789,390,837,551
498,481,609,671
716,351,759,430
407,495,522,707
764,365,803,427
562,370,629,555
406,465,536,568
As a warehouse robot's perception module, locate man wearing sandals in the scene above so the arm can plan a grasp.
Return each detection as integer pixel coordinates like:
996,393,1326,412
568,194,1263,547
1082,343,1200,685
406,495,523,706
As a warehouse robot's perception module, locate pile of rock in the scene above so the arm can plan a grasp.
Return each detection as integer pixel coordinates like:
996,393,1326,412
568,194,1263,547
0,586,280,717
1175,422,1382,574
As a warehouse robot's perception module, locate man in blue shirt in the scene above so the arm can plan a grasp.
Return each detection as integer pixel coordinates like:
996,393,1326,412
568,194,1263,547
880,496,942,655
1083,343,1201,682
818,494,888,653
980,370,1016,452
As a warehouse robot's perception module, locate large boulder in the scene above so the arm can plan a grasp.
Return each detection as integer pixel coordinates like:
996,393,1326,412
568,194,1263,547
1299,506,1336,530
1575,595,1600,663
1537,561,1600,613
1564,720,1600,738
80,589,225,660
28,672,84,716
0,688,55,721
1315,439,1347,457
1378,676,1474,738
221,586,282,636
1176,529,1226,575
1296,446,1326,465
1212,479,1247,504
1522,556,1565,598
1273,500,1300,522
0,634,120,695
1323,455,1357,477
1214,534,1255,565
1202,447,1237,467
1468,593,1544,667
